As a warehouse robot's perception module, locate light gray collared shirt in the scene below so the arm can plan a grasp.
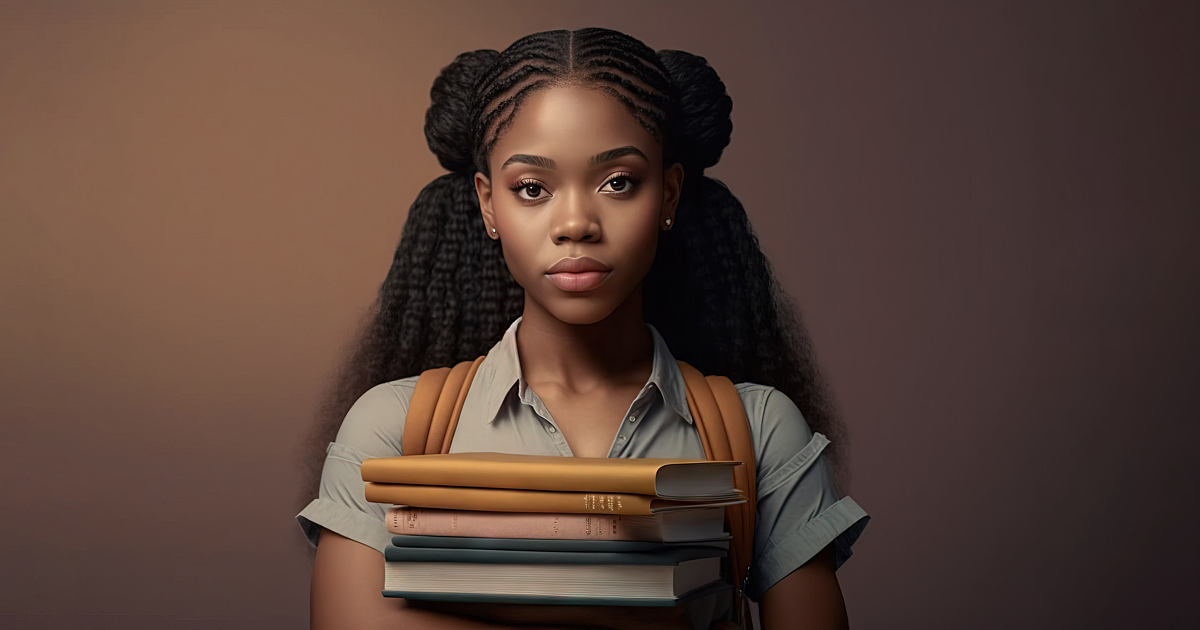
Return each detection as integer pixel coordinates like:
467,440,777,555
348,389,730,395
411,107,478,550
298,316,868,606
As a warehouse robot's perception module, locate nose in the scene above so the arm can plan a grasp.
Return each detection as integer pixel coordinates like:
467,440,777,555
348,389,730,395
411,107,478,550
549,187,601,243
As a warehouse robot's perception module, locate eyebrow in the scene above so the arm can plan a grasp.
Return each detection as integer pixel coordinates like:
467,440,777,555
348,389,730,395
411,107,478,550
500,146,648,170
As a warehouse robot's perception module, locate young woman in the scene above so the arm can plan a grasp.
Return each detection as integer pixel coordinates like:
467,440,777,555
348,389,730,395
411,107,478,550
297,27,869,630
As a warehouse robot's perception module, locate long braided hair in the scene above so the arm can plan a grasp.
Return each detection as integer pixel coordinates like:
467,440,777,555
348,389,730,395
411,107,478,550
301,27,848,508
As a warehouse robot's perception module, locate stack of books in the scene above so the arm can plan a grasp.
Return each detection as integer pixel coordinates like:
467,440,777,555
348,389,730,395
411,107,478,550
361,452,746,606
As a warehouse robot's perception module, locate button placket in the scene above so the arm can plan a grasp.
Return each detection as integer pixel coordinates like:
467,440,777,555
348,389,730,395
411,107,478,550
624,394,659,449
515,382,573,456
612,390,656,456
528,391,566,437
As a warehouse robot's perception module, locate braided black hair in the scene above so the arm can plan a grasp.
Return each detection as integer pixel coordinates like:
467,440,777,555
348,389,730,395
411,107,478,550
301,28,848,512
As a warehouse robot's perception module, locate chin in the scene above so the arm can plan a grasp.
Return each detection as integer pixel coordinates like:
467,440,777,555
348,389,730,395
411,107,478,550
537,295,622,326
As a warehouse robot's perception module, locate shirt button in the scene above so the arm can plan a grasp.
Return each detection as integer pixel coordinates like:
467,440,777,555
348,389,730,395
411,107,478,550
548,426,557,433
628,415,637,423
618,435,627,442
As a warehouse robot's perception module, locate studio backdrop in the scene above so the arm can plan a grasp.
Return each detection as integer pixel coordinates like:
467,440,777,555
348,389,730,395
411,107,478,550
1,1,1196,628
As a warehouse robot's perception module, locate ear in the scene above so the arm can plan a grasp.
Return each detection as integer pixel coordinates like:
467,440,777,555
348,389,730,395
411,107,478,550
660,162,685,225
475,172,498,239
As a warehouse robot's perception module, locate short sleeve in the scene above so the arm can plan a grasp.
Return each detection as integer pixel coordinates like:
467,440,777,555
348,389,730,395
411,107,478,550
295,376,418,553
740,384,870,601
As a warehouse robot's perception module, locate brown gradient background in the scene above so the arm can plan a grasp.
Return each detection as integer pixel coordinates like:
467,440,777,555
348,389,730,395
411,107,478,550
1,1,1197,628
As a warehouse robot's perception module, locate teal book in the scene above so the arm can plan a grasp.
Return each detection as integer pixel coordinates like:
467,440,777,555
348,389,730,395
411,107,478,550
384,544,723,564
390,534,731,553
382,581,733,607
383,544,727,606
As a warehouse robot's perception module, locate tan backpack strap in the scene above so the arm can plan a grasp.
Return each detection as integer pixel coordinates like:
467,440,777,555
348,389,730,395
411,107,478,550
677,361,755,611
400,357,486,457
402,367,450,456
440,356,485,454
707,374,757,569
678,361,721,459
680,362,734,460
424,360,471,454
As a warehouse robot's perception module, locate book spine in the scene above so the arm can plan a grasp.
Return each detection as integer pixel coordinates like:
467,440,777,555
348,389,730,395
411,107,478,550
382,545,722,565
387,507,660,540
364,483,662,515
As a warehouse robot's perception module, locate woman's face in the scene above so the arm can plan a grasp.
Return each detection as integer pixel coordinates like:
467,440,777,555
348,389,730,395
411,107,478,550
475,85,684,326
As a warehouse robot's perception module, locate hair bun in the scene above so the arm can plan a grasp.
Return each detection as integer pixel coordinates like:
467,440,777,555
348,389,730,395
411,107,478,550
425,49,500,173
656,50,733,173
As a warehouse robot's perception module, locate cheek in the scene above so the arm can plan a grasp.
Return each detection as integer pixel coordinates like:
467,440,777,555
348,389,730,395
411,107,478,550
505,247,540,286
493,205,543,285
608,202,662,275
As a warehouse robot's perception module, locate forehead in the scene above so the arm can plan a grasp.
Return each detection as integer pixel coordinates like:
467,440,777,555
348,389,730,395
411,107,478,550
490,85,662,167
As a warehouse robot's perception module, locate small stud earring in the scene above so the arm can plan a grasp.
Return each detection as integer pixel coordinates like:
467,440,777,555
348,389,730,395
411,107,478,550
491,228,497,235
664,218,673,228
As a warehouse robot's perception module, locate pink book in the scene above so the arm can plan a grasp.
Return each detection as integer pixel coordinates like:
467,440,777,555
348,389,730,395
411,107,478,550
385,506,725,543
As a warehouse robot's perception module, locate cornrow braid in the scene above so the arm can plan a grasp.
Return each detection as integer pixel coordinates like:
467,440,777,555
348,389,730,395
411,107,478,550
302,28,848,521
469,28,677,177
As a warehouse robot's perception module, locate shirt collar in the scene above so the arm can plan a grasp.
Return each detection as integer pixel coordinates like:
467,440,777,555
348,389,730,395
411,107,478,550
476,316,694,425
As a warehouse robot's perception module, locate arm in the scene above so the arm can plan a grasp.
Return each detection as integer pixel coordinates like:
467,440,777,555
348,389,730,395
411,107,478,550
311,527,528,630
307,384,514,628
742,387,867,630
758,545,848,630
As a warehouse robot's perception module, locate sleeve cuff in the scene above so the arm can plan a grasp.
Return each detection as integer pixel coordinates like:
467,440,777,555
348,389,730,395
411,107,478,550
296,497,392,554
748,496,870,600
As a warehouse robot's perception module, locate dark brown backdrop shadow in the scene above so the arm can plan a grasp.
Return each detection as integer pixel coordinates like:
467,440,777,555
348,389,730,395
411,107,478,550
1,1,1196,628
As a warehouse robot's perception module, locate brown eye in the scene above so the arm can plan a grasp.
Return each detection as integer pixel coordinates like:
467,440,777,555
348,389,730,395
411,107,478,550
601,173,641,195
510,179,549,202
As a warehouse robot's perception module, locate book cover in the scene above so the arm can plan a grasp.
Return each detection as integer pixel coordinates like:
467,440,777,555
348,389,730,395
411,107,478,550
385,505,728,541
365,483,745,515
382,550,727,605
360,451,741,499
383,544,725,565
389,534,731,553
381,581,733,607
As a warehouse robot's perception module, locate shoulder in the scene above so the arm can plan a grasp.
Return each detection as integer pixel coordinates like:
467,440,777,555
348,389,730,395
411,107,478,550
731,382,821,482
334,375,420,458
733,382,814,446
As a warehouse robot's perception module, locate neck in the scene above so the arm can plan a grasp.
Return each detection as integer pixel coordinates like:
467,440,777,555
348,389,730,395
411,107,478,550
515,285,654,392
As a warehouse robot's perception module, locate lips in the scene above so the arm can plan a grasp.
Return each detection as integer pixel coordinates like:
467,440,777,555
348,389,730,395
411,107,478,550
545,256,612,292
545,256,611,274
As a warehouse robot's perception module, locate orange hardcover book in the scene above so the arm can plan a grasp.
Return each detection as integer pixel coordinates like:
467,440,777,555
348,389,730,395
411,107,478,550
364,483,745,516
360,451,741,499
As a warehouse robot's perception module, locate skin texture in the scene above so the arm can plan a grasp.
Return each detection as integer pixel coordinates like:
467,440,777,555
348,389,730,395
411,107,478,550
475,85,684,459
310,85,850,629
